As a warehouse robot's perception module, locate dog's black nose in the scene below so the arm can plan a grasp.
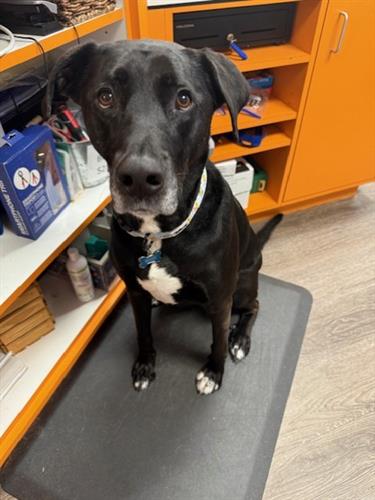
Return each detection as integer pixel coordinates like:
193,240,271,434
118,158,164,198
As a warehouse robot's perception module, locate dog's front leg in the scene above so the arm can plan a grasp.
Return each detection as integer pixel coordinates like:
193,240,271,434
196,300,232,395
129,289,156,391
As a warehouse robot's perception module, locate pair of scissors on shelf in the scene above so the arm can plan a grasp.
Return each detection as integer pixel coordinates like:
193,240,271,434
56,105,86,142
47,116,74,142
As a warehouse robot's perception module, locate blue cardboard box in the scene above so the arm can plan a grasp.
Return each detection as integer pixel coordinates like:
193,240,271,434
0,125,69,239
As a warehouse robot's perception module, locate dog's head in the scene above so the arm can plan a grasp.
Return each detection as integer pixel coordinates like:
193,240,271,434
46,40,249,217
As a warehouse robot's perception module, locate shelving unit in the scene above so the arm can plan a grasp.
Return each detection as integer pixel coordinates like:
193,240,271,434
0,275,126,465
211,98,297,135
127,0,329,219
0,8,127,466
246,191,278,215
174,0,318,219
210,96,297,214
210,125,291,163
224,44,310,72
0,7,124,72
0,183,111,317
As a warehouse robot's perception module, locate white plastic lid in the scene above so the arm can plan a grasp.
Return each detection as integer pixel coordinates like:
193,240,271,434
67,247,80,261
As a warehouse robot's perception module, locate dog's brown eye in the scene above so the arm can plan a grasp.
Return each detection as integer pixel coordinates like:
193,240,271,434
97,88,114,109
176,90,192,110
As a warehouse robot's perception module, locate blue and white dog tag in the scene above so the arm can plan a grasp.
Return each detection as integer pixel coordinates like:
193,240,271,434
138,250,162,269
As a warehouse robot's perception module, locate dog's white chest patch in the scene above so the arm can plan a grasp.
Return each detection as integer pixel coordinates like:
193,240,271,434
138,264,182,305
135,215,182,304
139,215,160,234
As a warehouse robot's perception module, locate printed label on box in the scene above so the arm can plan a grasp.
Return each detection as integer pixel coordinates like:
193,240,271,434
0,126,69,239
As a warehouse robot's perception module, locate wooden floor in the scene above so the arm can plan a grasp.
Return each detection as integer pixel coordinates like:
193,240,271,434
1,184,374,500
260,183,375,500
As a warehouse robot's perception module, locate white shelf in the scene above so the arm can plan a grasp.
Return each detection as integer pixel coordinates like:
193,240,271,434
0,273,113,436
0,34,39,55
0,182,110,314
0,7,124,72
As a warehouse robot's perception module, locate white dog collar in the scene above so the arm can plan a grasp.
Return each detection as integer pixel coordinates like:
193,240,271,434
127,167,207,242
125,167,207,269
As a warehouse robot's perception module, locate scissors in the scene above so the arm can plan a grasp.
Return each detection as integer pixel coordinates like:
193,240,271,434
18,169,29,188
47,116,74,142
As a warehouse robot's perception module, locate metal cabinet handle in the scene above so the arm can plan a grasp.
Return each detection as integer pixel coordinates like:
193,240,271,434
331,11,349,54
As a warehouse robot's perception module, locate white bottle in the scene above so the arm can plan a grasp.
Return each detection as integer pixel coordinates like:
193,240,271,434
66,247,95,303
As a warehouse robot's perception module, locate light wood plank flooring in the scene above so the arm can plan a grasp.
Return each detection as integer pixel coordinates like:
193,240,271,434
260,183,375,500
1,184,374,500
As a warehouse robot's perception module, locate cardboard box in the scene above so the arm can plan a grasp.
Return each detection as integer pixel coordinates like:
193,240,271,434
3,318,55,354
251,167,268,193
87,250,117,291
0,297,46,336
0,125,69,239
2,282,41,317
85,217,118,290
0,308,52,346
0,282,55,353
89,212,112,241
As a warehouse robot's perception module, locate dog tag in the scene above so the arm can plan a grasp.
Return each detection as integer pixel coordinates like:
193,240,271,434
138,250,162,269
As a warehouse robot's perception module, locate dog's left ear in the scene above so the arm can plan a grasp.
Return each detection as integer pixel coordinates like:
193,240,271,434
43,42,99,118
200,48,249,141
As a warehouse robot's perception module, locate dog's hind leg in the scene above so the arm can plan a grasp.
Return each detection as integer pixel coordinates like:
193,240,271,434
229,266,259,363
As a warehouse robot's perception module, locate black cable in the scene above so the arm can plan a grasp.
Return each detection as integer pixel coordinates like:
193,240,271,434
69,21,81,45
9,92,19,114
14,35,49,78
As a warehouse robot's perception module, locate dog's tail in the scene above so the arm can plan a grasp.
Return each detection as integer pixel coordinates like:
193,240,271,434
256,214,283,250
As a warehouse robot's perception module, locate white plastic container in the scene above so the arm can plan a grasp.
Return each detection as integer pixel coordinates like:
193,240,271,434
66,247,95,303
70,141,109,188
216,159,237,177
221,158,255,209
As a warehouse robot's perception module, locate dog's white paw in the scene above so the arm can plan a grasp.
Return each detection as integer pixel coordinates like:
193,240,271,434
134,379,150,391
228,330,251,364
195,369,221,395
229,343,246,362
132,359,156,392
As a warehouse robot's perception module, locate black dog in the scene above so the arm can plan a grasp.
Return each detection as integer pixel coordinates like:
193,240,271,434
47,40,282,395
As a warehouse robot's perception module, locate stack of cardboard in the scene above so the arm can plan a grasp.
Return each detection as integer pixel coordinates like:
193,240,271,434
0,283,55,354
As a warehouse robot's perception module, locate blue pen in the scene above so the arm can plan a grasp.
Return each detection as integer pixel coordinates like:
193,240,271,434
227,34,248,61
240,107,261,119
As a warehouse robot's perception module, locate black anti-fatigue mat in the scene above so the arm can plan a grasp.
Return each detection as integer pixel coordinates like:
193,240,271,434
1,275,312,500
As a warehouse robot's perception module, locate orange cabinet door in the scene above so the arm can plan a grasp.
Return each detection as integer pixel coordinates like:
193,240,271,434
285,0,375,202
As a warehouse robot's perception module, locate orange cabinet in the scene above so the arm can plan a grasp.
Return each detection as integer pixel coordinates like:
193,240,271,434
284,0,375,202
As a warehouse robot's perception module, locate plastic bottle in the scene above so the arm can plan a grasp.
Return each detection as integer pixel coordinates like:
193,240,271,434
66,247,95,302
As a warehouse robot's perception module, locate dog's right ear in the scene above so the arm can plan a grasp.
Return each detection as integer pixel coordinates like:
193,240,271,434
44,42,98,118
